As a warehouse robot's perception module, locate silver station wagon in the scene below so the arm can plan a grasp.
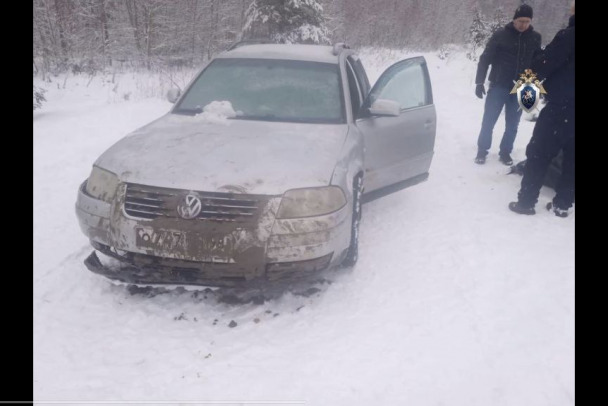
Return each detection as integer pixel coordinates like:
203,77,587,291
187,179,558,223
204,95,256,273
76,42,436,288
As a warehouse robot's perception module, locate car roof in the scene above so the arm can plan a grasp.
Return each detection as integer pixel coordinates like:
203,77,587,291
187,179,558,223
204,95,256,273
216,44,341,64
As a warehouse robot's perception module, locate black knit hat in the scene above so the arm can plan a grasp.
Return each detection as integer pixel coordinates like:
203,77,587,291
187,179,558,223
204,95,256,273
513,4,533,19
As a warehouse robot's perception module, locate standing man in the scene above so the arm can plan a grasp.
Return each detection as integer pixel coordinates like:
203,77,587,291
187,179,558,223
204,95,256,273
474,3,542,165
509,3,575,217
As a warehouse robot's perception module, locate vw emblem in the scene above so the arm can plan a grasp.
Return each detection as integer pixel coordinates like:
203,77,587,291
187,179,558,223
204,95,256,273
177,194,202,219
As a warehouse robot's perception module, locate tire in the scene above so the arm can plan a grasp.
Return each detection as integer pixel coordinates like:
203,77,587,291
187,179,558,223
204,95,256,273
341,175,363,267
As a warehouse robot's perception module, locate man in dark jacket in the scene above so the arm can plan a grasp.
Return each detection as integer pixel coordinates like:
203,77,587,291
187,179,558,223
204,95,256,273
474,4,542,165
509,4,575,217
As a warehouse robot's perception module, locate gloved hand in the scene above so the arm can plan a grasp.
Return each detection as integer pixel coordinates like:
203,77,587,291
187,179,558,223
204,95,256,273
475,84,486,99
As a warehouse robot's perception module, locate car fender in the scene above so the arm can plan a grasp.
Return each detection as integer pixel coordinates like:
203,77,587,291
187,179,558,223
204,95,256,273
330,125,364,198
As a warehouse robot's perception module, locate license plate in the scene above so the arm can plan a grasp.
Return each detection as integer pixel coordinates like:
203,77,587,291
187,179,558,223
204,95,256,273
135,227,235,260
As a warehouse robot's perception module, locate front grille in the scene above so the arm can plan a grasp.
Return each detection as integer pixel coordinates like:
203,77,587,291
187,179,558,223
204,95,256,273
124,183,264,222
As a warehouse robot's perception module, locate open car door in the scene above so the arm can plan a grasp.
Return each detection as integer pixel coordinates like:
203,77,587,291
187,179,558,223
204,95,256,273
357,56,436,200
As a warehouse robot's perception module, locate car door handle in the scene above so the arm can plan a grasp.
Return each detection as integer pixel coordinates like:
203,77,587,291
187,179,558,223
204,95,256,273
424,120,433,128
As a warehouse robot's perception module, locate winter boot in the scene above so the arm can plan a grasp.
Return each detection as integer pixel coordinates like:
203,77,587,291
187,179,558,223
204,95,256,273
546,202,569,218
499,153,513,166
475,150,487,164
508,201,535,215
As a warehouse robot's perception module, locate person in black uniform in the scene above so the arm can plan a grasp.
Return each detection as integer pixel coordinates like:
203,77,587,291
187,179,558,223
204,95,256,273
474,3,542,166
509,3,575,217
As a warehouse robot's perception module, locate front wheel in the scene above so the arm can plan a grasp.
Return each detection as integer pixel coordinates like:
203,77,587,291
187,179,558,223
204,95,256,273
341,175,363,267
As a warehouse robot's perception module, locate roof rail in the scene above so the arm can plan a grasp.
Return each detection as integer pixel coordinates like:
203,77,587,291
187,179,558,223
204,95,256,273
332,42,351,56
227,39,275,51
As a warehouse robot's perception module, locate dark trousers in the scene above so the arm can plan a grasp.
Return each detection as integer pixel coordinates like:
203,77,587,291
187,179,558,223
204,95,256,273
517,101,575,209
477,84,522,155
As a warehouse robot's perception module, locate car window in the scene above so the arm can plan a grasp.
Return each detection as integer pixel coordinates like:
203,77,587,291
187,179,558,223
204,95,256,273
346,60,362,117
370,62,428,110
174,58,345,124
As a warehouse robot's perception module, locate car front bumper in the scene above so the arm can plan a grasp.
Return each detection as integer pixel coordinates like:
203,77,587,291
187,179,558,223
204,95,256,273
76,182,351,287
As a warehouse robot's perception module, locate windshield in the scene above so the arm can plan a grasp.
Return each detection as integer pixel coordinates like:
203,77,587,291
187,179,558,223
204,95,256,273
174,58,345,124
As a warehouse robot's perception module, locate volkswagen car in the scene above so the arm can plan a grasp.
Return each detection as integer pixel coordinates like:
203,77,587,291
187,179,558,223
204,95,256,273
75,42,436,288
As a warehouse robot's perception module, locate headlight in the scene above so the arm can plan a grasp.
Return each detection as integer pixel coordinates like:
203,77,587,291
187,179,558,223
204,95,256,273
276,186,347,219
85,166,119,203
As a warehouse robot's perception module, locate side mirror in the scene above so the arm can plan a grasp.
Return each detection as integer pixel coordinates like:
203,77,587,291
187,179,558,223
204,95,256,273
166,88,181,103
369,99,401,116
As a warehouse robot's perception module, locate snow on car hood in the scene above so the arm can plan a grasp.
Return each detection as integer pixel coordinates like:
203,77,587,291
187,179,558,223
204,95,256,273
95,113,348,195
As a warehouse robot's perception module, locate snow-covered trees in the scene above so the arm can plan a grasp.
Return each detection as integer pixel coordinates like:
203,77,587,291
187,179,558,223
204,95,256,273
487,7,509,36
466,9,488,61
465,7,510,61
242,0,330,44
33,0,573,75
34,0,252,75
34,86,47,110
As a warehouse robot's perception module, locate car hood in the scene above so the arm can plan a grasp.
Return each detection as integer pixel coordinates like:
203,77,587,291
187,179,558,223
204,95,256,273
95,114,348,195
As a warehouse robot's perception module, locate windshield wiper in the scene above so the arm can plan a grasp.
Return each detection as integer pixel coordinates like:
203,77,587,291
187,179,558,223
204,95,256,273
173,107,203,115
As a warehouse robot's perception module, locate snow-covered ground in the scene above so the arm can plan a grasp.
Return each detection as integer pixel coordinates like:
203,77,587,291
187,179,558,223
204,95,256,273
33,48,574,405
